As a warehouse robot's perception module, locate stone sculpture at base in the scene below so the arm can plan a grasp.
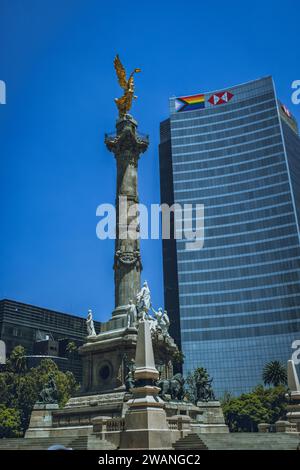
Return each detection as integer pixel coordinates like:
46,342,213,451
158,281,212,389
37,373,58,405
25,374,59,439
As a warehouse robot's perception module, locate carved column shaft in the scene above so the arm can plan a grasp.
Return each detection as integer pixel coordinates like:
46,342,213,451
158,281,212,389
105,115,148,314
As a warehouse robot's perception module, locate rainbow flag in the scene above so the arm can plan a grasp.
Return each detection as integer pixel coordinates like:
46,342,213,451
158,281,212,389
175,93,205,112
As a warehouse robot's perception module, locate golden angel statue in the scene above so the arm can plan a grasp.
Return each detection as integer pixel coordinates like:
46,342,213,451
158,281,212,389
114,54,141,117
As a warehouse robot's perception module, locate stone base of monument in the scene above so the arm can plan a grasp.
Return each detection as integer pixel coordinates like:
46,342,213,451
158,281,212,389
285,360,300,432
80,326,137,395
117,322,174,449
25,403,59,438
83,320,195,450
164,400,202,420
120,408,172,449
50,391,127,431
91,404,193,449
192,401,229,434
286,399,300,432
275,420,298,433
119,385,171,449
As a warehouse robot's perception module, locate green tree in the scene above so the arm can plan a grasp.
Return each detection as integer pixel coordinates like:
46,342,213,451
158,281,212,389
222,393,268,432
186,367,215,404
262,361,287,387
31,358,79,407
0,348,79,437
253,384,287,424
222,385,287,432
0,405,22,438
7,345,27,374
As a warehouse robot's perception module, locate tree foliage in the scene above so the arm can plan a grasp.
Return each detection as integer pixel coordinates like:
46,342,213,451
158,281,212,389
0,346,79,437
222,385,287,432
0,405,22,438
7,345,27,374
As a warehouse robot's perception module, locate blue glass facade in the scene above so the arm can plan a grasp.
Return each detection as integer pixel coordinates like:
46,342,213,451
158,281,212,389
159,77,300,396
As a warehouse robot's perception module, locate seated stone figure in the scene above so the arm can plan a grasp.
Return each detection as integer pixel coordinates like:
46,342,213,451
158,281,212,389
38,373,58,404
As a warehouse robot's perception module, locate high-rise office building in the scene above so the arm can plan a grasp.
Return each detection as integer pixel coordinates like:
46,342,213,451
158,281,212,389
159,76,300,396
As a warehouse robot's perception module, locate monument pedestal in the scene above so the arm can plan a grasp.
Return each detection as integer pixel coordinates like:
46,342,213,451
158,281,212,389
286,394,300,432
25,404,59,438
120,391,172,449
80,327,137,395
286,360,300,432
120,321,173,449
193,401,229,434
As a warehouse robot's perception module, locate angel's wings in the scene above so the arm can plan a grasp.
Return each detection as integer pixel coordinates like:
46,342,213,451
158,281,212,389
114,54,127,90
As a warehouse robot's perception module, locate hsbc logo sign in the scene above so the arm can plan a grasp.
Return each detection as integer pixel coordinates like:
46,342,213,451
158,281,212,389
208,90,234,106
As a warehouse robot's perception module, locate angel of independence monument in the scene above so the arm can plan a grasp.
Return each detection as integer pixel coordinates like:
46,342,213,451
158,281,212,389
55,56,179,415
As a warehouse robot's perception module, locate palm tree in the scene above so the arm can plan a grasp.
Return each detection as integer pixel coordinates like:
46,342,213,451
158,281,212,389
262,361,287,387
9,345,27,374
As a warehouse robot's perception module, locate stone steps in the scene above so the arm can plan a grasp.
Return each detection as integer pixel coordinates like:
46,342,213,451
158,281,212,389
173,432,300,450
87,434,117,450
0,432,299,450
0,434,118,450
0,436,88,450
173,433,208,450
199,433,300,450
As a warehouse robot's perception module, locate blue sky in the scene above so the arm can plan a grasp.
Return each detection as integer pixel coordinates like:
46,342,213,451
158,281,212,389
0,0,299,322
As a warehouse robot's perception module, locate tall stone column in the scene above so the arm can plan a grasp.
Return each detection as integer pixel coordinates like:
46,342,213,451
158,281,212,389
105,115,149,318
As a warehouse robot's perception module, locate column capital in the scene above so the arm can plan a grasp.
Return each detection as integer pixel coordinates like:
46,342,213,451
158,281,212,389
105,115,149,161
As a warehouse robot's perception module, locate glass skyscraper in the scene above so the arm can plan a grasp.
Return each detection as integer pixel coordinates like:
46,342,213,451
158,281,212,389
159,77,300,396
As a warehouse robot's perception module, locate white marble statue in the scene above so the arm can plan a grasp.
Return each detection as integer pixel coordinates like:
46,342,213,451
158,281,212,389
162,309,170,335
126,300,137,328
151,306,170,336
136,280,151,320
86,309,96,336
148,312,158,332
